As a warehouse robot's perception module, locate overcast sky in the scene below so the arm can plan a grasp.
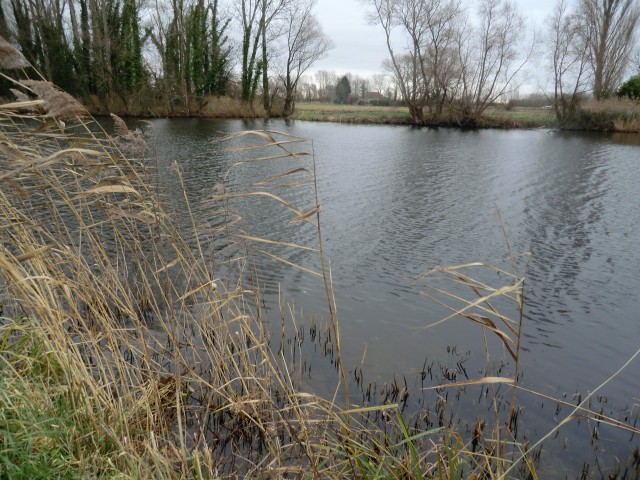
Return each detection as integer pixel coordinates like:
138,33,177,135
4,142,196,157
308,0,560,82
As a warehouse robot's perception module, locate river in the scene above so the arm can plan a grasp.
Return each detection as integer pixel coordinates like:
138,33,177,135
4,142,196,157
148,118,640,477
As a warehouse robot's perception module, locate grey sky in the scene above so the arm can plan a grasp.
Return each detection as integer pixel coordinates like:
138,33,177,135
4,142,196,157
309,0,560,80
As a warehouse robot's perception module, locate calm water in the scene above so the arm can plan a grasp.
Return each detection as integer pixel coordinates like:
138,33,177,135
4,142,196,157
149,118,640,476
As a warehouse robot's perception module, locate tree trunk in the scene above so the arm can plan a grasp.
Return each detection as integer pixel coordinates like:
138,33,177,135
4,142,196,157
283,93,294,116
260,2,270,116
407,102,425,125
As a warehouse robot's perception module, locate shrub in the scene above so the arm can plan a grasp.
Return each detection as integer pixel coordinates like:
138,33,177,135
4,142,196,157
617,74,640,99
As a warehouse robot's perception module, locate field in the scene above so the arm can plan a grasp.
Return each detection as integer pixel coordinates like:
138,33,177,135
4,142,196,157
293,102,412,123
294,102,557,128
482,106,557,126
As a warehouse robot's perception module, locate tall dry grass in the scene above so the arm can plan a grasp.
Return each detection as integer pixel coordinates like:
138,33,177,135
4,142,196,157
0,61,342,476
576,97,640,132
200,95,267,118
0,62,470,477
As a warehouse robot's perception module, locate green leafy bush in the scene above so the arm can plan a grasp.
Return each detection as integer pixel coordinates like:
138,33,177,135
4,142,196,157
617,74,640,99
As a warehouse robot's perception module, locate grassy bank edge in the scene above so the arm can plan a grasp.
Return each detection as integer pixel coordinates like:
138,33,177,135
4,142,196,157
96,99,640,133
291,101,640,132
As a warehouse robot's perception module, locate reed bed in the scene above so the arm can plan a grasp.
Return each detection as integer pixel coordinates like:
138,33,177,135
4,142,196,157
571,98,640,132
0,71,339,476
0,61,445,477
1,46,640,479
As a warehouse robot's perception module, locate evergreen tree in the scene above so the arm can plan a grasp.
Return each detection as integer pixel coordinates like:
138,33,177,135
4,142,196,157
617,74,640,99
335,75,351,103
40,21,77,93
10,0,77,93
10,0,39,67
184,0,230,97
187,0,207,95
165,16,183,98
78,0,96,95
206,0,230,95
118,0,146,94
0,1,10,41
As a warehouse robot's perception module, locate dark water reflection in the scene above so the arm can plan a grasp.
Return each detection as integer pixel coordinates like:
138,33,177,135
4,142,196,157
148,118,640,475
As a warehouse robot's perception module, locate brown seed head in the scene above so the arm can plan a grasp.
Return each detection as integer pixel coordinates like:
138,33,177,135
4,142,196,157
0,36,29,70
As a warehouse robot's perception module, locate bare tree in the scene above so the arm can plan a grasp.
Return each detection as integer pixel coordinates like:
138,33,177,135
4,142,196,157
314,69,337,101
422,0,463,120
632,47,640,71
367,0,464,124
578,0,640,99
345,73,368,101
279,0,332,116
371,72,389,93
453,0,532,125
88,0,117,94
298,75,318,100
368,0,431,123
381,52,428,117
547,0,590,121
359,78,370,101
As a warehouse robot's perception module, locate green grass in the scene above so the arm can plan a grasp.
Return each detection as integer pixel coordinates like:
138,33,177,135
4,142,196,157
0,318,123,479
293,102,558,128
293,102,412,123
482,106,557,126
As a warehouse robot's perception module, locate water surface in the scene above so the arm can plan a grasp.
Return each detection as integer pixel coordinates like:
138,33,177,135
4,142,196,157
150,118,640,475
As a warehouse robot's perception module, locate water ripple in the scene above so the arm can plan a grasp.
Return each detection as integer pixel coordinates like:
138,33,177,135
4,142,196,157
150,120,640,425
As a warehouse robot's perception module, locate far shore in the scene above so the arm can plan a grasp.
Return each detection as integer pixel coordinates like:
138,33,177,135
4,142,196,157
290,102,556,129
90,97,640,133
290,101,640,132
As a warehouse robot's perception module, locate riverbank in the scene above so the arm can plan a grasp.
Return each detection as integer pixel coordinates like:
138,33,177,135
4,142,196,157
84,93,640,133
86,93,270,119
291,101,557,128
291,100,640,132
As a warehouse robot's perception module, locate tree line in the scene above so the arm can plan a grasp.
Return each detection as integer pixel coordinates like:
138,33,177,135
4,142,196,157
1,0,637,121
548,0,640,121
364,0,640,125
295,70,398,104
0,0,331,115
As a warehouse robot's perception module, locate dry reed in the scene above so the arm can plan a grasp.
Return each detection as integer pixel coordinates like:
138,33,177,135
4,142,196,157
0,36,29,70
0,70,339,476
0,68,438,478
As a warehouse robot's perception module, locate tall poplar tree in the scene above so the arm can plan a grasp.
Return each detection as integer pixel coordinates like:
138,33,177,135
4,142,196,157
118,0,146,94
578,0,640,99
187,0,206,94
